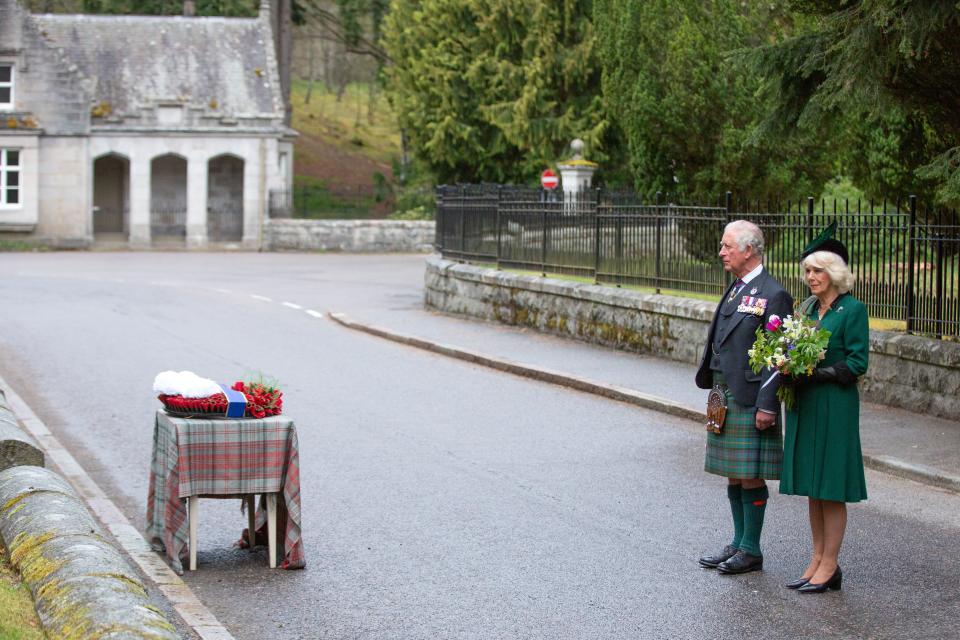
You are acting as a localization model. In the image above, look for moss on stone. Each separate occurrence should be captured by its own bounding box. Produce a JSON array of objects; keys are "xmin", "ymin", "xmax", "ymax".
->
[
  {"xmin": 0, "ymin": 541, "xmax": 45, "ymax": 640},
  {"xmin": 2, "ymin": 492, "xmax": 28, "ymax": 514},
  {"xmin": 17, "ymin": 549, "xmax": 63, "ymax": 586},
  {"xmin": 88, "ymin": 572, "xmax": 147, "ymax": 597},
  {"xmin": 9, "ymin": 531, "xmax": 55, "ymax": 567},
  {"xmin": 144, "ymin": 615, "xmax": 179, "ymax": 634}
]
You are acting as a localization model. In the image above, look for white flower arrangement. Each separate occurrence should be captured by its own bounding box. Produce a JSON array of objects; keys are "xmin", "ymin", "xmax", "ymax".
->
[{"xmin": 152, "ymin": 370, "xmax": 221, "ymax": 398}]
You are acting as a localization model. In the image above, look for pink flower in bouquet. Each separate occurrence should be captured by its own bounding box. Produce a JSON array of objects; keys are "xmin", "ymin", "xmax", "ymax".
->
[{"xmin": 765, "ymin": 314, "xmax": 783, "ymax": 332}]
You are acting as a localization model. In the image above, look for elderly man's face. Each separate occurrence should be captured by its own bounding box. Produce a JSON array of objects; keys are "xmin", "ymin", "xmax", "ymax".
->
[{"xmin": 719, "ymin": 231, "xmax": 753, "ymax": 277}]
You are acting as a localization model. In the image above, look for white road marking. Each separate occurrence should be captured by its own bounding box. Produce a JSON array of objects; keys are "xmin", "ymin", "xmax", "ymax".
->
[
  {"xmin": 282, "ymin": 302, "xmax": 303, "ymax": 310},
  {"xmin": 214, "ymin": 288, "xmax": 231, "ymax": 294},
  {"xmin": 305, "ymin": 310, "xmax": 324, "ymax": 319},
  {"xmin": 250, "ymin": 294, "xmax": 272, "ymax": 302}
]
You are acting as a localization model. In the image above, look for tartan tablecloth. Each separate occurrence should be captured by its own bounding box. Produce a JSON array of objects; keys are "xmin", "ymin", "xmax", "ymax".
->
[{"xmin": 146, "ymin": 411, "xmax": 304, "ymax": 573}]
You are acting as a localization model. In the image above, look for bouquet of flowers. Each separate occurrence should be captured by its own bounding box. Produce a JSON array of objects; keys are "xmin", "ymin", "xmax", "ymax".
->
[
  {"xmin": 154, "ymin": 371, "xmax": 283, "ymax": 418},
  {"xmin": 229, "ymin": 380, "xmax": 283, "ymax": 418},
  {"xmin": 748, "ymin": 314, "xmax": 831, "ymax": 409}
]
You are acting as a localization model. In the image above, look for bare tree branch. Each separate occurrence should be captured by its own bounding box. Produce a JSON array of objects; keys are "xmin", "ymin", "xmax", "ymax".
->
[{"xmin": 298, "ymin": 2, "xmax": 390, "ymax": 64}]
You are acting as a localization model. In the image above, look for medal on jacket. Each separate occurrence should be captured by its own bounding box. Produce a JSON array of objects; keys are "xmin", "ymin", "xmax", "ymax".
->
[{"xmin": 737, "ymin": 296, "xmax": 768, "ymax": 316}]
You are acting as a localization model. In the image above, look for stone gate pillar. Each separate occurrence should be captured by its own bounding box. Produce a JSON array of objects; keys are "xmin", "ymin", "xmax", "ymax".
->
[
  {"xmin": 557, "ymin": 138, "xmax": 598, "ymax": 213},
  {"xmin": 557, "ymin": 139, "xmax": 598, "ymax": 198}
]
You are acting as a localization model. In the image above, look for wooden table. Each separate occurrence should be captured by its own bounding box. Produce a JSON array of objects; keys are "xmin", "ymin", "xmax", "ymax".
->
[{"xmin": 146, "ymin": 411, "xmax": 304, "ymax": 573}]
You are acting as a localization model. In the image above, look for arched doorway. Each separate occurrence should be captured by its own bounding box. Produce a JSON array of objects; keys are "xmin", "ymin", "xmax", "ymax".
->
[
  {"xmin": 207, "ymin": 154, "xmax": 244, "ymax": 242},
  {"xmin": 150, "ymin": 154, "xmax": 187, "ymax": 242},
  {"xmin": 92, "ymin": 154, "xmax": 129, "ymax": 240}
]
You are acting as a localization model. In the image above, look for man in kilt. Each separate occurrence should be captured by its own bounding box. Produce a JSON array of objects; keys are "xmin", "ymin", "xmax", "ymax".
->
[{"xmin": 695, "ymin": 220, "xmax": 793, "ymax": 574}]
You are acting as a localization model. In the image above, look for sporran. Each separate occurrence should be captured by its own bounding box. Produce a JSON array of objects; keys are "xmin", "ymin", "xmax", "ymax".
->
[{"xmin": 706, "ymin": 385, "xmax": 727, "ymax": 434}]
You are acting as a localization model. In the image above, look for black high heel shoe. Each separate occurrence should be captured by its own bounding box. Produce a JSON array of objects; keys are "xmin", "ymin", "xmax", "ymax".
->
[
  {"xmin": 784, "ymin": 576, "xmax": 810, "ymax": 589},
  {"xmin": 797, "ymin": 567, "xmax": 842, "ymax": 593}
]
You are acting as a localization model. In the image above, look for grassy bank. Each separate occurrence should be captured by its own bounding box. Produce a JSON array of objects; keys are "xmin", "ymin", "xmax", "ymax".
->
[
  {"xmin": 288, "ymin": 80, "xmax": 402, "ymax": 218},
  {"xmin": 290, "ymin": 79, "xmax": 401, "ymax": 168},
  {"xmin": 0, "ymin": 544, "xmax": 44, "ymax": 640}
]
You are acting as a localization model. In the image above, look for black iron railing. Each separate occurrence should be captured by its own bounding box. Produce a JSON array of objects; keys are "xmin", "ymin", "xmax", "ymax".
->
[
  {"xmin": 207, "ymin": 205, "xmax": 243, "ymax": 242},
  {"xmin": 150, "ymin": 204, "xmax": 187, "ymax": 237},
  {"xmin": 435, "ymin": 185, "xmax": 960, "ymax": 339}
]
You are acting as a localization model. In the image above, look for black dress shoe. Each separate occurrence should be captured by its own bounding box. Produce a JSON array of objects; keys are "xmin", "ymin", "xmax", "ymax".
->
[
  {"xmin": 798, "ymin": 567, "xmax": 842, "ymax": 593},
  {"xmin": 784, "ymin": 576, "xmax": 810, "ymax": 589},
  {"xmin": 698, "ymin": 545, "xmax": 739, "ymax": 569},
  {"xmin": 717, "ymin": 550, "xmax": 763, "ymax": 574}
]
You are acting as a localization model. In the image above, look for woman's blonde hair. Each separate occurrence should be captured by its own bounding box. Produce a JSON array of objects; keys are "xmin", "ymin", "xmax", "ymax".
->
[{"xmin": 803, "ymin": 250, "xmax": 855, "ymax": 294}]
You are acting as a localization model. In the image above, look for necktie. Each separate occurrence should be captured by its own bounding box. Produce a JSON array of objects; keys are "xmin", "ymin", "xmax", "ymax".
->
[{"xmin": 728, "ymin": 279, "xmax": 744, "ymax": 300}]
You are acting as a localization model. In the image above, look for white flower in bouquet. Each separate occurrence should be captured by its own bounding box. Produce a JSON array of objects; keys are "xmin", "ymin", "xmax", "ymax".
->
[
  {"xmin": 152, "ymin": 371, "xmax": 221, "ymax": 398},
  {"xmin": 749, "ymin": 313, "xmax": 832, "ymax": 409}
]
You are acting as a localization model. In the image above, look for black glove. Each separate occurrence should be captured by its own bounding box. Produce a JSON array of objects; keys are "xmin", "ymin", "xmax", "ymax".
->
[
  {"xmin": 779, "ymin": 373, "xmax": 802, "ymax": 388},
  {"xmin": 810, "ymin": 361, "xmax": 857, "ymax": 385}
]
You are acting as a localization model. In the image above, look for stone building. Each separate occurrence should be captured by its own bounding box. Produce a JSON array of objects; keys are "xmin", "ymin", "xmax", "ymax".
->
[{"xmin": 0, "ymin": 0, "xmax": 294, "ymax": 248}]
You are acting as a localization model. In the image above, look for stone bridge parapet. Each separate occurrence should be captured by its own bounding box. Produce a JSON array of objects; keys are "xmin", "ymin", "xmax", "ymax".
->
[{"xmin": 425, "ymin": 255, "xmax": 960, "ymax": 421}]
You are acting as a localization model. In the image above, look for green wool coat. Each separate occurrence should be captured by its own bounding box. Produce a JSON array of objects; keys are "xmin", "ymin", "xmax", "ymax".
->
[{"xmin": 780, "ymin": 293, "xmax": 869, "ymax": 503}]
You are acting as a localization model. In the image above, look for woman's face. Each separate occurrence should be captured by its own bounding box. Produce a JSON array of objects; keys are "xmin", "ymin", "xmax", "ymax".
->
[{"xmin": 805, "ymin": 263, "xmax": 836, "ymax": 297}]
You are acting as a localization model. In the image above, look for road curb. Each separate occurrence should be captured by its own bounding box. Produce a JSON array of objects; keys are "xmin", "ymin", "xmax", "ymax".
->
[
  {"xmin": 0, "ymin": 374, "xmax": 236, "ymax": 640},
  {"xmin": 864, "ymin": 455, "xmax": 960, "ymax": 494},
  {"xmin": 328, "ymin": 312, "xmax": 703, "ymax": 422},
  {"xmin": 329, "ymin": 311, "xmax": 959, "ymax": 495}
]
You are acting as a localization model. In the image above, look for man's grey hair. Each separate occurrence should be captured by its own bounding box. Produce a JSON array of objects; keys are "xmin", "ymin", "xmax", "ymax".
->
[{"xmin": 724, "ymin": 220, "xmax": 765, "ymax": 258}]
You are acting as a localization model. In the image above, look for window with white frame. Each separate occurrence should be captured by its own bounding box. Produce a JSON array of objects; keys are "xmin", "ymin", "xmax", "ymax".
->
[
  {"xmin": 0, "ymin": 149, "xmax": 21, "ymax": 207},
  {"xmin": 0, "ymin": 64, "xmax": 13, "ymax": 109}
]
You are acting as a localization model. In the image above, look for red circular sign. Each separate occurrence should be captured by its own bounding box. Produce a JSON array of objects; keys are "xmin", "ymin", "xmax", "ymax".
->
[{"xmin": 541, "ymin": 169, "xmax": 559, "ymax": 190}]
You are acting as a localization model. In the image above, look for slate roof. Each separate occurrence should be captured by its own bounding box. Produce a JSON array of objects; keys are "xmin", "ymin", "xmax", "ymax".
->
[{"xmin": 29, "ymin": 12, "xmax": 284, "ymax": 127}]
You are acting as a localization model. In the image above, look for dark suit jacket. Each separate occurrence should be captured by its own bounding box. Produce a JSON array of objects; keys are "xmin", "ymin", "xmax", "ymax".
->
[{"xmin": 695, "ymin": 269, "xmax": 793, "ymax": 413}]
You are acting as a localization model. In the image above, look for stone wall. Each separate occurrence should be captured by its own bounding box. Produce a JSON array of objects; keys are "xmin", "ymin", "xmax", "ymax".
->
[
  {"xmin": 425, "ymin": 255, "xmax": 960, "ymax": 421},
  {"xmin": 265, "ymin": 219, "xmax": 435, "ymax": 252},
  {"xmin": 36, "ymin": 135, "xmax": 89, "ymax": 246},
  {"xmin": 0, "ymin": 389, "xmax": 43, "ymax": 471}
]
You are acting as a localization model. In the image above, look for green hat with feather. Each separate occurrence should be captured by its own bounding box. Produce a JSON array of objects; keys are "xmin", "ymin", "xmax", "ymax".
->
[{"xmin": 801, "ymin": 221, "xmax": 849, "ymax": 264}]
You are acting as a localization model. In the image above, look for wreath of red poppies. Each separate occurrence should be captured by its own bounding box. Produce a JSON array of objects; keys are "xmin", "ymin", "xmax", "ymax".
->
[{"xmin": 158, "ymin": 381, "xmax": 283, "ymax": 418}]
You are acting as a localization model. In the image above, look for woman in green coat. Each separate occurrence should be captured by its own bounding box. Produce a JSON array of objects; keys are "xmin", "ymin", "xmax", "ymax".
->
[{"xmin": 780, "ymin": 232, "xmax": 869, "ymax": 594}]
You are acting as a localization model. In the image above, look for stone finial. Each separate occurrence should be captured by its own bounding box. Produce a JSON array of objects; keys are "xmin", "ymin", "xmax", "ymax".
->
[{"xmin": 570, "ymin": 138, "xmax": 585, "ymax": 161}]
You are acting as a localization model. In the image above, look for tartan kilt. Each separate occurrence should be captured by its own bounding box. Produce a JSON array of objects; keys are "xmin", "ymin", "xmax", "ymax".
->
[{"xmin": 704, "ymin": 386, "xmax": 782, "ymax": 480}]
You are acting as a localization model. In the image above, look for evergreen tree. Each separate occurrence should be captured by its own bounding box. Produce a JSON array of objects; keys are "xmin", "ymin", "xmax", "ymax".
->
[
  {"xmin": 593, "ymin": 0, "xmax": 832, "ymax": 199},
  {"xmin": 381, "ymin": 0, "xmax": 616, "ymax": 185},
  {"xmin": 750, "ymin": 0, "xmax": 960, "ymax": 205},
  {"xmin": 841, "ymin": 108, "xmax": 943, "ymax": 203}
]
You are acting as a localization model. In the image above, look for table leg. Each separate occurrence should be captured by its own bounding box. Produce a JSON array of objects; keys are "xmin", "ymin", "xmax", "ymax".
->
[
  {"xmin": 188, "ymin": 496, "xmax": 199, "ymax": 571},
  {"xmin": 246, "ymin": 495, "xmax": 256, "ymax": 550},
  {"xmin": 266, "ymin": 493, "xmax": 277, "ymax": 569}
]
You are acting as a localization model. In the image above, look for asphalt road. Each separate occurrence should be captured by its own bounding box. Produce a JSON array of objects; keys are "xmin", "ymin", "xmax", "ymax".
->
[{"xmin": 0, "ymin": 252, "xmax": 958, "ymax": 640}]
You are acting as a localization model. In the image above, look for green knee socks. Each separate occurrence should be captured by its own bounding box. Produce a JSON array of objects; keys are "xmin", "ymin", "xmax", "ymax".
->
[
  {"xmin": 738, "ymin": 485, "xmax": 769, "ymax": 556},
  {"xmin": 727, "ymin": 484, "xmax": 744, "ymax": 549}
]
